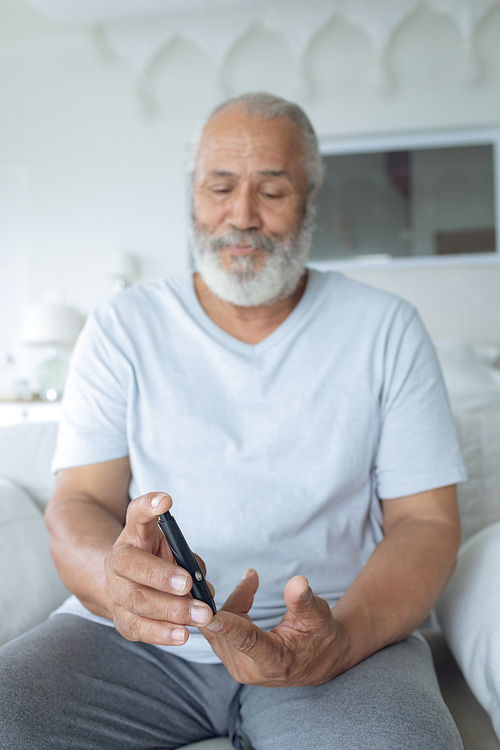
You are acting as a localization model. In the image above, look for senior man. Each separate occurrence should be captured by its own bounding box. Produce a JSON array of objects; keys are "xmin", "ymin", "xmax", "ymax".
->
[{"xmin": 0, "ymin": 93, "xmax": 466, "ymax": 750}]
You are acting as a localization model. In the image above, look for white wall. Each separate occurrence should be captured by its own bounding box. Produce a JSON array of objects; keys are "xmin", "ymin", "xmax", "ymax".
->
[
  {"xmin": 344, "ymin": 262, "xmax": 500, "ymax": 345},
  {"xmin": 1, "ymin": 0, "xmax": 500, "ymax": 391}
]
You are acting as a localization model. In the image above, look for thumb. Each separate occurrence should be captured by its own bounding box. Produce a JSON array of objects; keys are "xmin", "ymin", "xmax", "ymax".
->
[
  {"xmin": 122, "ymin": 492, "xmax": 173, "ymax": 552},
  {"xmin": 284, "ymin": 575, "xmax": 328, "ymax": 626}
]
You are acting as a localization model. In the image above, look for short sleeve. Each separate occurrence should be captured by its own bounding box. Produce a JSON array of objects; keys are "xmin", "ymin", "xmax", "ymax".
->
[
  {"xmin": 52, "ymin": 309, "xmax": 131, "ymax": 472},
  {"xmin": 374, "ymin": 307, "xmax": 467, "ymax": 499}
]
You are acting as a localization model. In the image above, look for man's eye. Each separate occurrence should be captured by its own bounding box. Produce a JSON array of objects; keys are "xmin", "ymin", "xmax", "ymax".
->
[
  {"xmin": 263, "ymin": 192, "xmax": 283, "ymax": 199},
  {"xmin": 211, "ymin": 186, "xmax": 232, "ymax": 194}
]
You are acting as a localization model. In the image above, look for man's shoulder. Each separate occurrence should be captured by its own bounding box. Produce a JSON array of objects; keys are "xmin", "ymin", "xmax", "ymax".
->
[
  {"xmin": 308, "ymin": 268, "xmax": 416, "ymax": 320},
  {"xmin": 91, "ymin": 272, "xmax": 193, "ymax": 328}
]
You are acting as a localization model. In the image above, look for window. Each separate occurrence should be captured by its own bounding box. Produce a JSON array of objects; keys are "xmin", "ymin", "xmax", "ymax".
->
[{"xmin": 311, "ymin": 129, "xmax": 500, "ymax": 267}]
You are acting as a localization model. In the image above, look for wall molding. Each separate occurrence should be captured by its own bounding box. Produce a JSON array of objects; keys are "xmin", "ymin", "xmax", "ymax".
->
[{"xmin": 20, "ymin": 0, "xmax": 500, "ymax": 90}]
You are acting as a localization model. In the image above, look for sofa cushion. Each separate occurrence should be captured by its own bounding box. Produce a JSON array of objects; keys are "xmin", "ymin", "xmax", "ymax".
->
[
  {"xmin": 0, "ymin": 421, "xmax": 58, "ymax": 510},
  {"xmin": 0, "ymin": 475, "xmax": 69, "ymax": 646},
  {"xmin": 435, "ymin": 339, "xmax": 500, "ymax": 412},
  {"xmin": 436, "ymin": 521, "xmax": 500, "ymax": 741},
  {"xmin": 453, "ymin": 405, "xmax": 500, "ymax": 543}
]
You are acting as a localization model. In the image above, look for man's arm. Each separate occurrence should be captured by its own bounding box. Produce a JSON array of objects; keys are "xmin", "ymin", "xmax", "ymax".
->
[
  {"xmin": 201, "ymin": 484, "xmax": 461, "ymax": 686},
  {"xmin": 45, "ymin": 458, "xmax": 131, "ymax": 618},
  {"xmin": 45, "ymin": 465, "xmax": 215, "ymax": 641},
  {"xmin": 330, "ymin": 483, "xmax": 460, "ymax": 667}
]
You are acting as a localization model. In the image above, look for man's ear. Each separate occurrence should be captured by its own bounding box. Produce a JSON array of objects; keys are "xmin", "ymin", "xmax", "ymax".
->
[{"xmin": 302, "ymin": 191, "xmax": 318, "ymax": 223}]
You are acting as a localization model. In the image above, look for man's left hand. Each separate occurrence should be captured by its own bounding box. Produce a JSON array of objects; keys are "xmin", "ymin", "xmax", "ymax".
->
[{"xmin": 201, "ymin": 570, "xmax": 348, "ymax": 687}]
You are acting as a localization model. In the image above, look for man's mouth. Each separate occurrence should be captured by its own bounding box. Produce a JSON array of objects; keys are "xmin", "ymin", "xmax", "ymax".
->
[
  {"xmin": 204, "ymin": 230, "xmax": 277, "ymax": 255},
  {"xmin": 226, "ymin": 245, "xmax": 261, "ymax": 256}
]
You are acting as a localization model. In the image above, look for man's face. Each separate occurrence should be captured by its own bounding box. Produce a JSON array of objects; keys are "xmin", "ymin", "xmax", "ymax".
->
[{"xmin": 191, "ymin": 105, "xmax": 314, "ymax": 306}]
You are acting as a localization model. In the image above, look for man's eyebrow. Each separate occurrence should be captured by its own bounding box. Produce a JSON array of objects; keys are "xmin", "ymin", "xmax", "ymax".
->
[
  {"xmin": 257, "ymin": 169, "xmax": 290, "ymax": 178},
  {"xmin": 207, "ymin": 170, "xmax": 235, "ymax": 177},
  {"xmin": 206, "ymin": 169, "xmax": 291, "ymax": 178}
]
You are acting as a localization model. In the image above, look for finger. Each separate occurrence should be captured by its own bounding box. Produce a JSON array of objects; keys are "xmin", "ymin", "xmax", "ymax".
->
[
  {"xmin": 220, "ymin": 568, "xmax": 258, "ymax": 616},
  {"xmin": 113, "ymin": 605, "xmax": 190, "ymax": 646},
  {"xmin": 109, "ymin": 543, "xmax": 191, "ymax": 596},
  {"xmin": 108, "ymin": 544, "xmax": 215, "ymax": 626},
  {"xmin": 112, "ymin": 581, "xmax": 213, "ymax": 627},
  {"xmin": 283, "ymin": 575, "xmax": 331, "ymax": 627},
  {"xmin": 123, "ymin": 492, "xmax": 173, "ymax": 546},
  {"xmin": 203, "ymin": 609, "xmax": 278, "ymax": 664}
]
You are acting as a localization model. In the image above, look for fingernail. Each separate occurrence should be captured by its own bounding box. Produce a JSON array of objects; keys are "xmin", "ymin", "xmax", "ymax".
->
[
  {"xmin": 204, "ymin": 617, "xmax": 222, "ymax": 632},
  {"xmin": 171, "ymin": 628, "xmax": 186, "ymax": 643},
  {"xmin": 190, "ymin": 604, "xmax": 212, "ymax": 625},
  {"xmin": 171, "ymin": 574, "xmax": 189, "ymax": 593},
  {"xmin": 151, "ymin": 494, "xmax": 166, "ymax": 509},
  {"xmin": 242, "ymin": 568, "xmax": 253, "ymax": 579}
]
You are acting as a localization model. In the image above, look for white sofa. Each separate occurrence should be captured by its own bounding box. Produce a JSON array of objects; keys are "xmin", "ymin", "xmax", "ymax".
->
[{"xmin": 1, "ymin": 405, "xmax": 500, "ymax": 749}]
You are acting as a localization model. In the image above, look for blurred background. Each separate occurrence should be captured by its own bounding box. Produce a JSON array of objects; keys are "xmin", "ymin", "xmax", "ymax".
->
[{"xmin": 1, "ymin": 0, "xmax": 500, "ymax": 401}]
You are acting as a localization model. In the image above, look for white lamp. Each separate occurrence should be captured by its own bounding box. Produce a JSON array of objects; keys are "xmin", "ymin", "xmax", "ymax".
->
[
  {"xmin": 108, "ymin": 250, "xmax": 139, "ymax": 291},
  {"xmin": 20, "ymin": 304, "xmax": 84, "ymax": 400}
]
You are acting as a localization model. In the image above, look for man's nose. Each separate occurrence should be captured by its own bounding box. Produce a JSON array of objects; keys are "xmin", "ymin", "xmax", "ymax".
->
[{"xmin": 227, "ymin": 186, "xmax": 262, "ymax": 232}]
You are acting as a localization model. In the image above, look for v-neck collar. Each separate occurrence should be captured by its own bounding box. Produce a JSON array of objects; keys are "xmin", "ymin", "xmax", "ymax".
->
[{"xmin": 184, "ymin": 269, "xmax": 322, "ymax": 356}]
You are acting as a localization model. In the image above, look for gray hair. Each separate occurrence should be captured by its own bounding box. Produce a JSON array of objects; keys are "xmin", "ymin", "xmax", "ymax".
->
[{"xmin": 190, "ymin": 92, "xmax": 323, "ymax": 198}]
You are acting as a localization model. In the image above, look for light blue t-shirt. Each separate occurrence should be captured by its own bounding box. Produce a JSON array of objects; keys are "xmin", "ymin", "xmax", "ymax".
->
[{"xmin": 52, "ymin": 270, "xmax": 466, "ymax": 662}]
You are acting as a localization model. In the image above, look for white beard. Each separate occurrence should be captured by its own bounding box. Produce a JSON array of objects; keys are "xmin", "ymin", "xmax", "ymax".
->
[{"xmin": 191, "ymin": 209, "xmax": 315, "ymax": 307}]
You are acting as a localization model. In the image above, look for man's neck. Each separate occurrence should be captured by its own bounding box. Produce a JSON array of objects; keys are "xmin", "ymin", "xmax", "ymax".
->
[{"xmin": 193, "ymin": 271, "xmax": 308, "ymax": 345}]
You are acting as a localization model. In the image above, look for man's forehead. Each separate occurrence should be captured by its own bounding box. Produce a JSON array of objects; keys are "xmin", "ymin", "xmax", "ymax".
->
[{"xmin": 195, "ymin": 105, "xmax": 305, "ymax": 175}]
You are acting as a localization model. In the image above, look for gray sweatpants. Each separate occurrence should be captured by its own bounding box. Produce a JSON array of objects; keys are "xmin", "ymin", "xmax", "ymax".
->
[{"xmin": 0, "ymin": 615, "xmax": 462, "ymax": 750}]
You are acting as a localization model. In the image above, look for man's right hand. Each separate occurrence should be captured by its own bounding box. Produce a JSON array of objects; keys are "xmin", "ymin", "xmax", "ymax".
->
[{"xmin": 103, "ymin": 492, "xmax": 215, "ymax": 645}]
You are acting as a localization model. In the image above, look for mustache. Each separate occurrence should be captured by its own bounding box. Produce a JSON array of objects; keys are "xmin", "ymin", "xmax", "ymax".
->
[{"xmin": 200, "ymin": 228, "xmax": 279, "ymax": 254}]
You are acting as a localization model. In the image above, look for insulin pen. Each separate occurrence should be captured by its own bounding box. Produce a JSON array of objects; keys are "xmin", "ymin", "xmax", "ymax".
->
[{"xmin": 157, "ymin": 511, "xmax": 217, "ymax": 615}]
